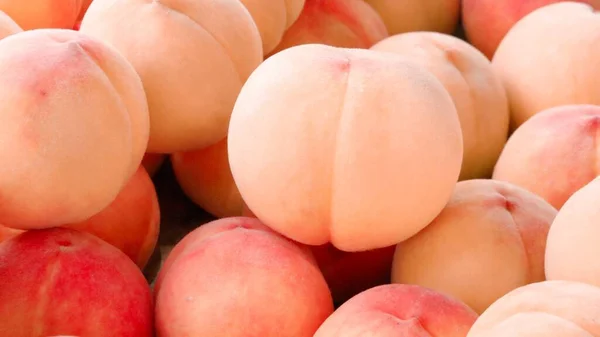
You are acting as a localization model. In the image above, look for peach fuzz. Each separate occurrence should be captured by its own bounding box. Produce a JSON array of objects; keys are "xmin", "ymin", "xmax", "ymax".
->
[
  {"xmin": 0, "ymin": 10, "xmax": 21, "ymax": 38},
  {"xmin": 364, "ymin": 0, "xmax": 460, "ymax": 35},
  {"xmin": 371, "ymin": 32, "xmax": 509, "ymax": 180},
  {"xmin": 463, "ymin": 0, "xmax": 600, "ymax": 60},
  {"xmin": 0, "ymin": 29, "xmax": 148, "ymax": 230},
  {"xmin": 171, "ymin": 138, "xmax": 243, "ymax": 218},
  {"xmin": 269, "ymin": 0, "xmax": 388, "ymax": 55},
  {"xmin": 314, "ymin": 284, "xmax": 478, "ymax": 337},
  {"xmin": 467, "ymin": 281, "xmax": 600, "ymax": 337},
  {"xmin": 0, "ymin": 227, "xmax": 153, "ymax": 336},
  {"xmin": 493, "ymin": 105, "xmax": 600, "ymax": 210},
  {"xmin": 491, "ymin": 2, "xmax": 600, "ymax": 131},
  {"xmin": 80, "ymin": 0, "xmax": 263, "ymax": 153},
  {"xmin": 392, "ymin": 179, "xmax": 556, "ymax": 314},
  {"xmin": 154, "ymin": 217, "xmax": 334, "ymax": 337},
  {"xmin": 0, "ymin": 0, "xmax": 85, "ymax": 30},
  {"xmin": 240, "ymin": 0, "xmax": 305, "ymax": 55},
  {"xmin": 141, "ymin": 152, "xmax": 166, "ymax": 177},
  {"xmin": 228, "ymin": 44, "xmax": 463, "ymax": 251},
  {"xmin": 546, "ymin": 176, "xmax": 600, "ymax": 287}
]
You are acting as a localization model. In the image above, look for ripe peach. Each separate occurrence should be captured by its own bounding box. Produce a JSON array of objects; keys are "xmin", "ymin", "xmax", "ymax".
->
[
  {"xmin": 155, "ymin": 217, "xmax": 334, "ymax": 337},
  {"xmin": 0, "ymin": 224, "xmax": 20, "ymax": 243},
  {"xmin": 0, "ymin": 9, "xmax": 21, "ymax": 38},
  {"xmin": 269, "ymin": 0, "xmax": 388, "ymax": 55},
  {"xmin": 371, "ymin": 32, "xmax": 509, "ymax": 180},
  {"xmin": 392, "ymin": 179, "xmax": 556, "ymax": 314},
  {"xmin": 0, "ymin": 228, "xmax": 153, "ymax": 336},
  {"xmin": 493, "ymin": 105, "xmax": 600, "ymax": 210},
  {"xmin": 141, "ymin": 152, "xmax": 165, "ymax": 177},
  {"xmin": 364, "ymin": 0, "xmax": 460, "ymax": 35},
  {"xmin": 0, "ymin": 29, "xmax": 148, "ymax": 229},
  {"xmin": 228, "ymin": 44, "xmax": 463, "ymax": 251},
  {"xmin": 0, "ymin": 0, "xmax": 84, "ymax": 30},
  {"xmin": 171, "ymin": 138, "xmax": 243, "ymax": 218},
  {"xmin": 315, "ymin": 284, "xmax": 478, "ymax": 337},
  {"xmin": 492, "ymin": 2, "xmax": 600, "ymax": 130},
  {"xmin": 546, "ymin": 176, "xmax": 600, "ymax": 287},
  {"xmin": 80, "ymin": 0, "xmax": 263, "ymax": 153},
  {"xmin": 463, "ymin": 0, "xmax": 600, "ymax": 60},
  {"xmin": 240, "ymin": 0, "xmax": 305, "ymax": 55},
  {"xmin": 467, "ymin": 280, "xmax": 600, "ymax": 337}
]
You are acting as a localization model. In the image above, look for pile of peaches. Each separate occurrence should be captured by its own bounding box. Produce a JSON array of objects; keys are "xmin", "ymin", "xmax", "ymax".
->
[{"xmin": 1, "ymin": 0, "xmax": 600, "ymax": 336}]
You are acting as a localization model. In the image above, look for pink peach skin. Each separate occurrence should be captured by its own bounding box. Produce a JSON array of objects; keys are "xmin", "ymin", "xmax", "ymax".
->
[
  {"xmin": 0, "ymin": 29, "xmax": 149, "ymax": 230},
  {"xmin": 491, "ymin": 2, "xmax": 600, "ymax": 130},
  {"xmin": 463, "ymin": 0, "xmax": 600, "ymax": 60},
  {"xmin": 364, "ymin": 0, "xmax": 460, "ymax": 35},
  {"xmin": 80, "ymin": 0, "xmax": 263, "ymax": 153},
  {"xmin": 228, "ymin": 44, "xmax": 463, "ymax": 252},
  {"xmin": 392, "ymin": 179, "xmax": 556, "ymax": 314},
  {"xmin": 467, "ymin": 281, "xmax": 600, "ymax": 337},
  {"xmin": 493, "ymin": 105, "xmax": 600, "ymax": 210},
  {"xmin": 141, "ymin": 152, "xmax": 165, "ymax": 177},
  {"xmin": 0, "ymin": 227, "xmax": 153, "ymax": 336},
  {"xmin": 0, "ymin": 0, "xmax": 86, "ymax": 30},
  {"xmin": 0, "ymin": 9, "xmax": 21, "ymax": 38},
  {"xmin": 154, "ymin": 217, "xmax": 334, "ymax": 337},
  {"xmin": 371, "ymin": 32, "xmax": 509, "ymax": 180},
  {"xmin": 314, "ymin": 284, "xmax": 478, "ymax": 337},
  {"xmin": 269, "ymin": 0, "xmax": 388, "ymax": 55},
  {"xmin": 171, "ymin": 138, "xmax": 243, "ymax": 218}
]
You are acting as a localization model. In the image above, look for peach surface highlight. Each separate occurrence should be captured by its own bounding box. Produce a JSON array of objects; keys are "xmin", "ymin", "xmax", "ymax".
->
[
  {"xmin": 314, "ymin": 284, "xmax": 478, "ymax": 337},
  {"xmin": 0, "ymin": 227, "xmax": 153, "ymax": 337},
  {"xmin": 228, "ymin": 44, "xmax": 463, "ymax": 252},
  {"xmin": 467, "ymin": 280, "xmax": 600, "ymax": 337},
  {"xmin": 392, "ymin": 179, "xmax": 556, "ymax": 314},
  {"xmin": 493, "ymin": 105, "xmax": 600, "ymax": 210},
  {"xmin": 154, "ymin": 217, "xmax": 334, "ymax": 337},
  {"xmin": 80, "ymin": 0, "xmax": 263, "ymax": 153},
  {"xmin": 491, "ymin": 2, "xmax": 600, "ymax": 131},
  {"xmin": 0, "ymin": 28, "xmax": 148, "ymax": 230},
  {"xmin": 371, "ymin": 32, "xmax": 509, "ymax": 180}
]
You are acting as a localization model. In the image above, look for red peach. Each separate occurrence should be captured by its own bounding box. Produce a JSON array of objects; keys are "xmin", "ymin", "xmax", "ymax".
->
[{"xmin": 0, "ymin": 0, "xmax": 84, "ymax": 30}]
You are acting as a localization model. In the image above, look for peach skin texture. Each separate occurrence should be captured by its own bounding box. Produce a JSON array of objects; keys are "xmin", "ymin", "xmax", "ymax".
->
[
  {"xmin": 0, "ymin": 227, "xmax": 153, "ymax": 337},
  {"xmin": 392, "ymin": 179, "xmax": 556, "ymax": 314},
  {"xmin": 228, "ymin": 44, "xmax": 463, "ymax": 252},
  {"xmin": 0, "ymin": 28, "xmax": 149, "ymax": 230}
]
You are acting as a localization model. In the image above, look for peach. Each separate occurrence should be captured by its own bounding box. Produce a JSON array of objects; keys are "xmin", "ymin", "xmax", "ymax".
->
[
  {"xmin": 171, "ymin": 138, "xmax": 243, "ymax": 218},
  {"xmin": 80, "ymin": 0, "xmax": 263, "ymax": 153},
  {"xmin": 0, "ymin": 0, "xmax": 85, "ymax": 30},
  {"xmin": 311, "ymin": 243, "xmax": 395, "ymax": 305},
  {"xmin": 491, "ymin": 2, "xmax": 600, "ymax": 130},
  {"xmin": 269, "ymin": 0, "xmax": 388, "ymax": 55},
  {"xmin": 392, "ymin": 179, "xmax": 556, "ymax": 314},
  {"xmin": 493, "ymin": 105, "xmax": 600, "ymax": 210},
  {"xmin": 364, "ymin": 0, "xmax": 460, "ymax": 35},
  {"xmin": 228, "ymin": 44, "xmax": 463, "ymax": 251},
  {"xmin": 0, "ymin": 227, "xmax": 153, "ymax": 336},
  {"xmin": 141, "ymin": 152, "xmax": 165, "ymax": 177},
  {"xmin": 0, "ymin": 9, "xmax": 21, "ymax": 38},
  {"xmin": 154, "ymin": 217, "xmax": 334, "ymax": 337},
  {"xmin": 0, "ymin": 224, "xmax": 20, "ymax": 243},
  {"xmin": 467, "ymin": 280, "xmax": 600, "ymax": 337},
  {"xmin": 0, "ymin": 29, "xmax": 149, "ymax": 229},
  {"xmin": 314, "ymin": 284, "xmax": 478, "ymax": 337},
  {"xmin": 545, "ymin": 176, "xmax": 600, "ymax": 287},
  {"xmin": 240, "ymin": 0, "xmax": 305, "ymax": 55},
  {"xmin": 371, "ymin": 32, "xmax": 509, "ymax": 180},
  {"xmin": 463, "ymin": 0, "xmax": 600, "ymax": 60}
]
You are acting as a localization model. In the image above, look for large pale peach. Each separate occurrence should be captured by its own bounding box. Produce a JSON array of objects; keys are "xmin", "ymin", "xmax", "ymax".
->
[
  {"xmin": 0, "ymin": 9, "xmax": 21, "ymax": 38},
  {"xmin": 493, "ymin": 105, "xmax": 600, "ymax": 210},
  {"xmin": 0, "ymin": 0, "xmax": 84, "ymax": 30},
  {"xmin": 154, "ymin": 217, "xmax": 334, "ymax": 337},
  {"xmin": 0, "ymin": 228, "xmax": 153, "ymax": 336},
  {"xmin": 392, "ymin": 179, "xmax": 556, "ymax": 314},
  {"xmin": 171, "ymin": 138, "xmax": 243, "ymax": 218},
  {"xmin": 463, "ymin": 0, "xmax": 600, "ymax": 60},
  {"xmin": 0, "ymin": 29, "xmax": 149, "ymax": 230},
  {"xmin": 80, "ymin": 0, "xmax": 263, "ymax": 153},
  {"xmin": 492, "ymin": 2, "xmax": 600, "ymax": 131},
  {"xmin": 467, "ymin": 281, "xmax": 600, "ymax": 337},
  {"xmin": 546, "ymin": 176, "xmax": 600, "ymax": 287},
  {"xmin": 269, "ymin": 0, "xmax": 388, "ymax": 55},
  {"xmin": 240, "ymin": 0, "xmax": 305, "ymax": 55},
  {"xmin": 371, "ymin": 32, "xmax": 509, "ymax": 180},
  {"xmin": 315, "ymin": 284, "xmax": 478, "ymax": 337},
  {"xmin": 364, "ymin": 0, "xmax": 460, "ymax": 35},
  {"xmin": 228, "ymin": 44, "xmax": 463, "ymax": 251}
]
